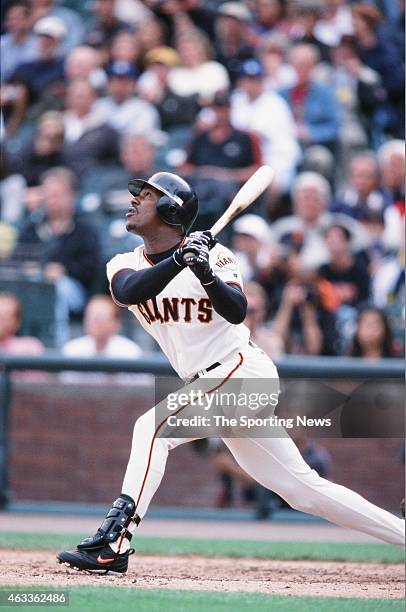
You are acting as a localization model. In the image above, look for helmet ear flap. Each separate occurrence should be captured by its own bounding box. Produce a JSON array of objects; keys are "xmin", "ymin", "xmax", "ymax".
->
[{"xmin": 156, "ymin": 195, "xmax": 180, "ymax": 223}]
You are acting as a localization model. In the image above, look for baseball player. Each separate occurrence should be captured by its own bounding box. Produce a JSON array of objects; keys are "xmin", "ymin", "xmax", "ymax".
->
[{"xmin": 58, "ymin": 172, "xmax": 405, "ymax": 574}]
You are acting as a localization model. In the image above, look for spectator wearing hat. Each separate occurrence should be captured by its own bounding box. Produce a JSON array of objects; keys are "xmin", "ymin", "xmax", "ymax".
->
[
  {"xmin": 29, "ymin": 0, "xmax": 85, "ymax": 54},
  {"xmin": 85, "ymin": 0, "xmax": 131, "ymax": 50},
  {"xmin": 182, "ymin": 91, "xmax": 262, "ymax": 184},
  {"xmin": 231, "ymin": 213, "xmax": 276, "ymax": 282},
  {"xmin": 9, "ymin": 16, "xmax": 66, "ymax": 102},
  {"xmin": 167, "ymin": 30, "xmax": 230, "ymax": 102},
  {"xmin": 1, "ymin": 1, "xmax": 38, "ymax": 83},
  {"xmin": 351, "ymin": 3, "xmax": 404, "ymax": 137},
  {"xmin": 62, "ymin": 79, "xmax": 119, "ymax": 179},
  {"xmin": 279, "ymin": 44, "xmax": 340, "ymax": 154},
  {"xmin": 138, "ymin": 46, "xmax": 199, "ymax": 131},
  {"xmin": 94, "ymin": 60, "xmax": 160, "ymax": 137},
  {"xmin": 231, "ymin": 58, "xmax": 300, "ymax": 193},
  {"xmin": 214, "ymin": 2, "xmax": 256, "ymax": 84}
]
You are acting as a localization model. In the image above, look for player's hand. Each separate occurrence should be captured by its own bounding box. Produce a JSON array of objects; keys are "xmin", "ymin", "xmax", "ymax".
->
[{"xmin": 188, "ymin": 231, "xmax": 217, "ymax": 250}]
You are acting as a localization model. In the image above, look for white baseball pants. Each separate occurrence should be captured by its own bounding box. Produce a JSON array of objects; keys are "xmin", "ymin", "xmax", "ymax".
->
[{"xmin": 119, "ymin": 346, "xmax": 405, "ymax": 549}]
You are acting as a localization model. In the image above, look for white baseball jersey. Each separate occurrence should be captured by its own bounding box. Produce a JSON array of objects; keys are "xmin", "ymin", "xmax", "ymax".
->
[{"xmin": 106, "ymin": 242, "xmax": 250, "ymax": 380}]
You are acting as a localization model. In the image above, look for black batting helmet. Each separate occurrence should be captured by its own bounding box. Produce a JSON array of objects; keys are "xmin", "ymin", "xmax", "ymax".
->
[{"xmin": 128, "ymin": 172, "xmax": 198, "ymax": 234}]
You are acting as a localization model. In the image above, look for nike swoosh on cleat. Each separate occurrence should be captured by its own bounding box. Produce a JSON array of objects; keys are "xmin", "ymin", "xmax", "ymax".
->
[{"xmin": 96, "ymin": 555, "xmax": 115, "ymax": 563}]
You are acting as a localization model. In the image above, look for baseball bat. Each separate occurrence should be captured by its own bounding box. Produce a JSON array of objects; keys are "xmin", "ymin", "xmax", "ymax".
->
[{"xmin": 183, "ymin": 165, "xmax": 275, "ymax": 265}]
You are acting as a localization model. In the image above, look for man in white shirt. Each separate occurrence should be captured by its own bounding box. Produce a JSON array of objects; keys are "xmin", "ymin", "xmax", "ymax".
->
[
  {"xmin": 62, "ymin": 294, "xmax": 142, "ymax": 383},
  {"xmin": 230, "ymin": 58, "xmax": 301, "ymax": 193},
  {"xmin": 94, "ymin": 61, "xmax": 160, "ymax": 136},
  {"xmin": 63, "ymin": 294, "xmax": 142, "ymax": 359}
]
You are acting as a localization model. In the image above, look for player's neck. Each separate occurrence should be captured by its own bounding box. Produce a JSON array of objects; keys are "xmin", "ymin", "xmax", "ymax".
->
[{"xmin": 143, "ymin": 231, "xmax": 183, "ymax": 255}]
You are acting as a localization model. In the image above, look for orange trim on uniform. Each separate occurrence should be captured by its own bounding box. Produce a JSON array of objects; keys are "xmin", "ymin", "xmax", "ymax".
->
[
  {"xmin": 142, "ymin": 237, "xmax": 187, "ymax": 267},
  {"xmin": 117, "ymin": 352, "xmax": 245, "ymax": 552}
]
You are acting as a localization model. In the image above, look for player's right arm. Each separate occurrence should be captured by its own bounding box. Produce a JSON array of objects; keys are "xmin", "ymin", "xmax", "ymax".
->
[{"xmin": 106, "ymin": 245, "xmax": 192, "ymax": 306}]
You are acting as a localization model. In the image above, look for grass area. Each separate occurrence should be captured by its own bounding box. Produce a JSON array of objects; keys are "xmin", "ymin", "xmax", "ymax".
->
[
  {"xmin": 0, "ymin": 587, "xmax": 403, "ymax": 612},
  {"xmin": 1, "ymin": 532, "xmax": 404, "ymax": 563}
]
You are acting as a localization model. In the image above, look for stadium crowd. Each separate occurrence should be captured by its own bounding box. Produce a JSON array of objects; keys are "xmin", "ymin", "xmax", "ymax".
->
[{"xmin": 0, "ymin": 0, "xmax": 404, "ymax": 359}]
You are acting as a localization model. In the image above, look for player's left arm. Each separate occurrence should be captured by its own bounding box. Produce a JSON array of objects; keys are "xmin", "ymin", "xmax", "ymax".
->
[{"xmin": 188, "ymin": 232, "xmax": 247, "ymax": 324}]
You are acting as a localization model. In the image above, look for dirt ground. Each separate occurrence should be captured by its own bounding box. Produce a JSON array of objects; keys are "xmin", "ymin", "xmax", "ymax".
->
[{"xmin": 0, "ymin": 550, "xmax": 404, "ymax": 599}]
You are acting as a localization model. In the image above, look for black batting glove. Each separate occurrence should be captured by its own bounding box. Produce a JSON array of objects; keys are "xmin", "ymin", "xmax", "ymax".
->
[
  {"xmin": 188, "ymin": 231, "xmax": 217, "ymax": 250},
  {"xmin": 183, "ymin": 235, "xmax": 216, "ymax": 285}
]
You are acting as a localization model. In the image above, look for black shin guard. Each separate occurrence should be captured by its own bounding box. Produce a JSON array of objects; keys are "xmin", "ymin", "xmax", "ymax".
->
[{"xmin": 78, "ymin": 494, "xmax": 141, "ymax": 550}]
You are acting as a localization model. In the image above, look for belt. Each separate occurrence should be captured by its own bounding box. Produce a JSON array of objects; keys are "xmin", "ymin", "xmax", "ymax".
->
[{"xmin": 190, "ymin": 361, "xmax": 221, "ymax": 382}]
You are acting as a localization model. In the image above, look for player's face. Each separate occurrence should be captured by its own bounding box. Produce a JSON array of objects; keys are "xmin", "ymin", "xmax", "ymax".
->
[{"xmin": 126, "ymin": 185, "xmax": 162, "ymax": 234}]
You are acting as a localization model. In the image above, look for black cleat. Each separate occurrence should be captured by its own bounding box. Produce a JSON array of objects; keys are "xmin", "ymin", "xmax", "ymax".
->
[{"xmin": 57, "ymin": 543, "xmax": 134, "ymax": 575}]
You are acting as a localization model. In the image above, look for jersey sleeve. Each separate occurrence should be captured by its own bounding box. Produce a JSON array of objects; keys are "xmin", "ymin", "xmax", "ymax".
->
[
  {"xmin": 106, "ymin": 252, "xmax": 139, "ymax": 283},
  {"xmin": 106, "ymin": 251, "xmax": 139, "ymax": 306},
  {"xmin": 210, "ymin": 245, "xmax": 244, "ymax": 290}
]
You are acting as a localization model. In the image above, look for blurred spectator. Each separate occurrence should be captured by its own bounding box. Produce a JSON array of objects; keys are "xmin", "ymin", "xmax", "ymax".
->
[
  {"xmin": 350, "ymin": 306, "xmax": 395, "ymax": 358},
  {"xmin": 214, "ymin": 2, "xmax": 255, "ymax": 84},
  {"xmin": 272, "ymin": 172, "xmax": 368, "ymax": 270},
  {"xmin": 62, "ymin": 79, "xmax": 119, "ymax": 179},
  {"xmin": 80, "ymin": 133, "xmax": 157, "ymax": 215},
  {"xmin": 270, "ymin": 235, "xmax": 337, "ymax": 356},
  {"xmin": 109, "ymin": 31, "xmax": 140, "ymax": 67},
  {"xmin": 244, "ymin": 281, "xmax": 284, "ymax": 358},
  {"xmin": 85, "ymin": 0, "xmax": 130, "ymax": 50},
  {"xmin": 29, "ymin": 0, "xmax": 85, "ymax": 54},
  {"xmin": 351, "ymin": 3, "xmax": 404, "ymax": 137},
  {"xmin": 138, "ymin": 46, "xmax": 199, "ymax": 131},
  {"xmin": 279, "ymin": 44, "xmax": 340, "ymax": 153},
  {"xmin": 231, "ymin": 214, "xmax": 275, "ymax": 281},
  {"xmin": 259, "ymin": 33, "xmax": 296, "ymax": 91},
  {"xmin": 249, "ymin": 0, "xmax": 292, "ymax": 42},
  {"xmin": 182, "ymin": 91, "xmax": 262, "ymax": 183},
  {"xmin": 319, "ymin": 224, "xmax": 370, "ymax": 307},
  {"xmin": 64, "ymin": 45, "xmax": 107, "ymax": 91},
  {"xmin": 313, "ymin": 0, "xmax": 353, "ymax": 47},
  {"xmin": 231, "ymin": 58, "xmax": 300, "ymax": 192},
  {"xmin": 8, "ymin": 16, "xmax": 66, "ymax": 102},
  {"xmin": 331, "ymin": 152, "xmax": 385, "ymax": 220},
  {"xmin": 15, "ymin": 167, "xmax": 101, "ymax": 346},
  {"xmin": 1, "ymin": 0, "xmax": 38, "ymax": 83},
  {"xmin": 136, "ymin": 17, "xmax": 167, "ymax": 57},
  {"xmin": 94, "ymin": 61, "xmax": 160, "ymax": 137},
  {"xmin": 0, "ymin": 292, "xmax": 44, "ymax": 355},
  {"xmin": 290, "ymin": 1, "xmax": 331, "ymax": 62},
  {"xmin": 168, "ymin": 30, "xmax": 230, "ymax": 102},
  {"xmin": 62, "ymin": 294, "xmax": 141, "ymax": 367},
  {"xmin": 377, "ymin": 140, "xmax": 405, "ymax": 253},
  {"xmin": 9, "ymin": 111, "xmax": 65, "ymax": 186},
  {"xmin": 318, "ymin": 37, "xmax": 387, "ymax": 151},
  {"xmin": 0, "ymin": 147, "xmax": 27, "ymax": 225}
]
